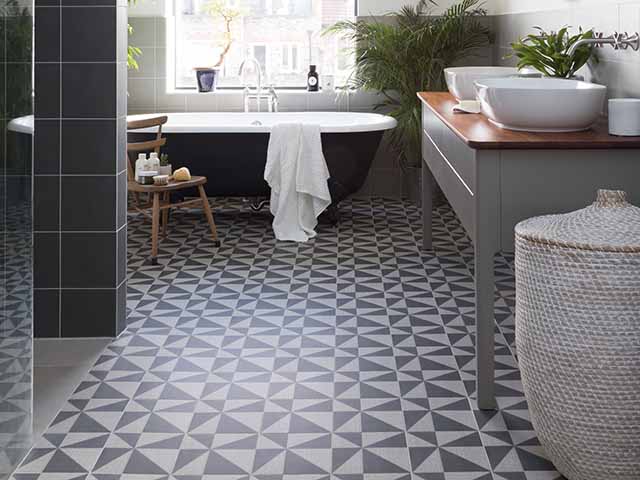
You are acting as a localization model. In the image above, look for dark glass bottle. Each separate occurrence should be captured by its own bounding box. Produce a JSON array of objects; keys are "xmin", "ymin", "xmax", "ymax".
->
[{"xmin": 307, "ymin": 65, "xmax": 319, "ymax": 92}]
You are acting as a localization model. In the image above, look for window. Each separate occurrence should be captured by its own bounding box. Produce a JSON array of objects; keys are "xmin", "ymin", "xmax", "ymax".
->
[{"xmin": 171, "ymin": 0, "xmax": 355, "ymax": 89}]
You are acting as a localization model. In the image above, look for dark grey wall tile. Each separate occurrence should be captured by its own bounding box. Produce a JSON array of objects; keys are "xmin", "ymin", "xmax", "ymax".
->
[
  {"xmin": 34, "ymin": 233, "xmax": 59, "ymax": 288},
  {"xmin": 116, "ymin": 170, "xmax": 127, "ymax": 229},
  {"xmin": 61, "ymin": 231, "xmax": 116, "ymax": 288},
  {"xmin": 61, "ymin": 120, "xmax": 117, "ymax": 174},
  {"xmin": 62, "ymin": 63, "xmax": 116, "ymax": 118},
  {"xmin": 36, "ymin": 0, "xmax": 60, "ymax": 6},
  {"xmin": 61, "ymin": 0, "xmax": 119, "ymax": 6},
  {"xmin": 116, "ymin": 280, "xmax": 126, "ymax": 334},
  {"xmin": 34, "ymin": 175, "xmax": 59, "ymax": 231},
  {"xmin": 34, "ymin": 289, "xmax": 60, "ymax": 337},
  {"xmin": 117, "ymin": 63, "xmax": 127, "ymax": 117},
  {"xmin": 61, "ymin": 176, "xmax": 116, "ymax": 230},
  {"xmin": 61, "ymin": 289, "xmax": 117, "ymax": 337},
  {"xmin": 62, "ymin": 7, "xmax": 116, "ymax": 62},
  {"xmin": 35, "ymin": 7, "xmax": 61, "ymax": 62},
  {"xmin": 34, "ymin": 120, "xmax": 60, "ymax": 174},
  {"xmin": 35, "ymin": 63, "xmax": 60, "ymax": 118},
  {"xmin": 116, "ymin": 224, "xmax": 126, "ymax": 285},
  {"xmin": 117, "ymin": 116, "xmax": 127, "ymax": 173}
]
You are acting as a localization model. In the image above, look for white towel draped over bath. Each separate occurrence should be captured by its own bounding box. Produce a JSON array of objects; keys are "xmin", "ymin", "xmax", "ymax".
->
[{"xmin": 264, "ymin": 123, "xmax": 332, "ymax": 242}]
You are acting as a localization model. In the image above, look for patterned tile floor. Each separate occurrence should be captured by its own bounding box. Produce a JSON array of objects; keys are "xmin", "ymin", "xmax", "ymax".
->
[{"xmin": 13, "ymin": 198, "xmax": 565, "ymax": 479}]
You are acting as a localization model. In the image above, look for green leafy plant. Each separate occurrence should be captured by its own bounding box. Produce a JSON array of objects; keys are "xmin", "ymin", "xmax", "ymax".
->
[
  {"xmin": 127, "ymin": 0, "xmax": 142, "ymax": 70},
  {"xmin": 326, "ymin": 0, "xmax": 492, "ymax": 170},
  {"xmin": 128, "ymin": 24, "xmax": 142, "ymax": 70},
  {"xmin": 160, "ymin": 153, "xmax": 170, "ymax": 166},
  {"xmin": 509, "ymin": 27, "xmax": 596, "ymax": 78},
  {"xmin": 1, "ymin": 0, "xmax": 32, "ymax": 116}
]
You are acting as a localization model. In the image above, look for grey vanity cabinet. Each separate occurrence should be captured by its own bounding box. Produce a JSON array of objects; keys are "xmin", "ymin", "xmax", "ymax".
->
[{"xmin": 419, "ymin": 92, "xmax": 640, "ymax": 409}]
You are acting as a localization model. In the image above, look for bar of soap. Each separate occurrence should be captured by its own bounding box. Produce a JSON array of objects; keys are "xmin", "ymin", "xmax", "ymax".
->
[
  {"xmin": 173, "ymin": 167, "xmax": 191, "ymax": 181},
  {"xmin": 452, "ymin": 100, "xmax": 481, "ymax": 114}
]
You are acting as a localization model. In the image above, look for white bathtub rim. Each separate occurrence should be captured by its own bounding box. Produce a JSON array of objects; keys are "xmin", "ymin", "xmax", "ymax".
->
[
  {"xmin": 7, "ymin": 115, "xmax": 34, "ymax": 135},
  {"xmin": 127, "ymin": 111, "xmax": 397, "ymax": 134}
]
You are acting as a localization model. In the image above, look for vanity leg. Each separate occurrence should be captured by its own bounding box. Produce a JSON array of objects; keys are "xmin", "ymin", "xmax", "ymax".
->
[
  {"xmin": 421, "ymin": 162, "xmax": 434, "ymax": 250},
  {"xmin": 474, "ymin": 156, "xmax": 499, "ymax": 410},
  {"xmin": 475, "ymin": 238, "xmax": 496, "ymax": 409}
]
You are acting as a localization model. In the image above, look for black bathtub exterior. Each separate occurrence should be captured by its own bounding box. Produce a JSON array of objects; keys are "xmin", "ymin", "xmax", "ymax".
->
[{"xmin": 128, "ymin": 131, "xmax": 384, "ymax": 204}]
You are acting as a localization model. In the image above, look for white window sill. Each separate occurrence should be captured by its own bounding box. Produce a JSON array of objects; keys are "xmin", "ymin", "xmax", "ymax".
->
[{"xmin": 164, "ymin": 88, "xmax": 353, "ymax": 96}]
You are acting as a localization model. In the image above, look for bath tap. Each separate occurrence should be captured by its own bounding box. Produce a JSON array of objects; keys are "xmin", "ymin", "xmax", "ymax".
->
[
  {"xmin": 566, "ymin": 31, "xmax": 640, "ymax": 56},
  {"xmin": 266, "ymin": 85, "xmax": 278, "ymax": 112},
  {"xmin": 239, "ymin": 57, "xmax": 263, "ymax": 112},
  {"xmin": 238, "ymin": 58, "xmax": 278, "ymax": 112}
]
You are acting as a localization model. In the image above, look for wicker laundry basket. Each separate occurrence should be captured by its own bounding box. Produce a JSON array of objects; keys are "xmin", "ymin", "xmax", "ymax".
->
[{"xmin": 514, "ymin": 189, "xmax": 640, "ymax": 480}]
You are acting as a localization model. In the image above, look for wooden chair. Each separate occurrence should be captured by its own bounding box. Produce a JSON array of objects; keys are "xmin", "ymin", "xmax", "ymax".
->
[{"xmin": 127, "ymin": 116, "xmax": 220, "ymax": 264}]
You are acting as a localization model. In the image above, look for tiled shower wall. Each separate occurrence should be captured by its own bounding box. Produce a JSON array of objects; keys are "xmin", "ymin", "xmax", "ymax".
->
[
  {"xmin": 33, "ymin": 0, "xmax": 128, "ymax": 337},
  {"xmin": 494, "ymin": 2, "xmax": 640, "ymax": 99}
]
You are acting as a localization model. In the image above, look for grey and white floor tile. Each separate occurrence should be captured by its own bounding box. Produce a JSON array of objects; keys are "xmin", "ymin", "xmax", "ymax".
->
[{"xmin": 12, "ymin": 198, "xmax": 564, "ymax": 479}]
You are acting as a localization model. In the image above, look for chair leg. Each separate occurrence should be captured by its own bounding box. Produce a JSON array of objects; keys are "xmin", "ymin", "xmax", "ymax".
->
[
  {"xmin": 198, "ymin": 185, "xmax": 220, "ymax": 247},
  {"xmin": 151, "ymin": 192, "xmax": 160, "ymax": 264},
  {"xmin": 161, "ymin": 191, "xmax": 169, "ymax": 238}
]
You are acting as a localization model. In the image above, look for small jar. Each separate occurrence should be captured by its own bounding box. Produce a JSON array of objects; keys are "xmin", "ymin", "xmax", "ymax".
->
[{"xmin": 138, "ymin": 171, "xmax": 158, "ymax": 186}]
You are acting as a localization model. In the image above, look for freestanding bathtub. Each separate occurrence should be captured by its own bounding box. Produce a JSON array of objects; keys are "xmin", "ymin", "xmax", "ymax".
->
[{"xmin": 127, "ymin": 112, "xmax": 397, "ymax": 212}]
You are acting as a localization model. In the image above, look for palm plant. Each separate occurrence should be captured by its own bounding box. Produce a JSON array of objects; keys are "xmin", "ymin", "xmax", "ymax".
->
[{"xmin": 326, "ymin": 0, "xmax": 492, "ymax": 171}]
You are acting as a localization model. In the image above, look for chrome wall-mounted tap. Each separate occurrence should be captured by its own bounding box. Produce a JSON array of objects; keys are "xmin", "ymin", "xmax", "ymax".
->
[
  {"xmin": 238, "ymin": 58, "xmax": 278, "ymax": 112},
  {"xmin": 567, "ymin": 31, "xmax": 640, "ymax": 56}
]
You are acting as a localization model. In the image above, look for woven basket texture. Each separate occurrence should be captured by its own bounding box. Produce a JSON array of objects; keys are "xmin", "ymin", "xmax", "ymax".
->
[{"xmin": 515, "ymin": 190, "xmax": 640, "ymax": 480}]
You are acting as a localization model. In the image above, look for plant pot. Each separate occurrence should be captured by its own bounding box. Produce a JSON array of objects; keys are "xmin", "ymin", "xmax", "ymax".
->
[
  {"xmin": 158, "ymin": 165, "xmax": 172, "ymax": 176},
  {"xmin": 195, "ymin": 68, "xmax": 220, "ymax": 93}
]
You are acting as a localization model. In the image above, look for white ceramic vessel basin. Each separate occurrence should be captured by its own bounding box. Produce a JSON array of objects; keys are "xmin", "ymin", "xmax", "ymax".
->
[
  {"xmin": 475, "ymin": 77, "xmax": 607, "ymax": 132},
  {"xmin": 444, "ymin": 66, "xmax": 519, "ymax": 101}
]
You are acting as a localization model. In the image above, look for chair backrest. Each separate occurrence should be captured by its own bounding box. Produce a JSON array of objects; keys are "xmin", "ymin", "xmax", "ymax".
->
[{"xmin": 126, "ymin": 116, "xmax": 169, "ymax": 181}]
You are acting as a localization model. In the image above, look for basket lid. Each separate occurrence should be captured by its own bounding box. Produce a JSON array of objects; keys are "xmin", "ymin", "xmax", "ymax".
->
[{"xmin": 515, "ymin": 190, "xmax": 640, "ymax": 253}]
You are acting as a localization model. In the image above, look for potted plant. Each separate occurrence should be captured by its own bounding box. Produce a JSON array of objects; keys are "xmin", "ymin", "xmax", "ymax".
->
[
  {"xmin": 509, "ymin": 27, "xmax": 597, "ymax": 78},
  {"xmin": 195, "ymin": 0, "xmax": 242, "ymax": 93},
  {"xmin": 326, "ymin": 0, "xmax": 492, "ymax": 204},
  {"xmin": 158, "ymin": 153, "xmax": 172, "ymax": 176}
]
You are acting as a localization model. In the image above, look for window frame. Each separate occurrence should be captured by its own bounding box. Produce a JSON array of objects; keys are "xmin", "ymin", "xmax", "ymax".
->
[{"xmin": 167, "ymin": 0, "xmax": 358, "ymax": 92}]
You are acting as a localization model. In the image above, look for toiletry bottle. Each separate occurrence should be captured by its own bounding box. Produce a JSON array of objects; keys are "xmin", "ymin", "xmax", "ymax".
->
[
  {"xmin": 307, "ymin": 65, "xmax": 319, "ymax": 92},
  {"xmin": 149, "ymin": 152, "xmax": 160, "ymax": 171},
  {"xmin": 135, "ymin": 153, "xmax": 147, "ymax": 182}
]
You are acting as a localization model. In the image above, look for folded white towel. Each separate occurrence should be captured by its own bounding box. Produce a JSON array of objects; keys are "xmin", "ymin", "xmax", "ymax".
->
[{"xmin": 264, "ymin": 123, "xmax": 331, "ymax": 242}]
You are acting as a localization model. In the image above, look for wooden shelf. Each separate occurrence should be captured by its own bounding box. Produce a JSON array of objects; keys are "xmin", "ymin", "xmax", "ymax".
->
[{"xmin": 418, "ymin": 92, "xmax": 640, "ymax": 150}]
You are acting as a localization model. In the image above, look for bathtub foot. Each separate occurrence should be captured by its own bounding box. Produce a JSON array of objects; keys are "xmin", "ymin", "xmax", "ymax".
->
[
  {"xmin": 249, "ymin": 198, "xmax": 269, "ymax": 212},
  {"xmin": 325, "ymin": 204, "xmax": 340, "ymax": 226}
]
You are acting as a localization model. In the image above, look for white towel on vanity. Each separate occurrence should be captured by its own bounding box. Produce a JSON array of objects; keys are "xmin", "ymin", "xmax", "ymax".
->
[{"xmin": 264, "ymin": 123, "xmax": 331, "ymax": 242}]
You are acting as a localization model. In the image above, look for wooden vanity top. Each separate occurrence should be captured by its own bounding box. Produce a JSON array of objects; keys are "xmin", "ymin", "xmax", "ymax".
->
[{"xmin": 418, "ymin": 92, "xmax": 640, "ymax": 150}]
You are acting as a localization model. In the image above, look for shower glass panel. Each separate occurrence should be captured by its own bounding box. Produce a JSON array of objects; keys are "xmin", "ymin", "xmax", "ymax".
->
[{"xmin": 0, "ymin": 0, "xmax": 33, "ymax": 477}]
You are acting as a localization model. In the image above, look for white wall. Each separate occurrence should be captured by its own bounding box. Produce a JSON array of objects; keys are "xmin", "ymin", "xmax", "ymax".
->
[
  {"xmin": 129, "ymin": 0, "xmax": 495, "ymax": 18},
  {"xmin": 357, "ymin": 0, "xmax": 466, "ymax": 16},
  {"xmin": 493, "ymin": 0, "xmax": 620, "ymax": 15}
]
